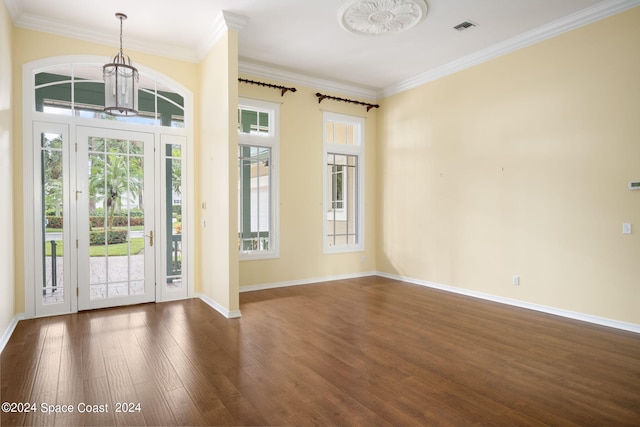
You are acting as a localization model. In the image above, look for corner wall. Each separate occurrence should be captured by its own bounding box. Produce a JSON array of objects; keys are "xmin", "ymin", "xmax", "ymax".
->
[
  {"xmin": 198, "ymin": 29, "xmax": 240, "ymax": 315},
  {"xmin": 0, "ymin": 0, "xmax": 15, "ymax": 343},
  {"xmin": 377, "ymin": 7, "xmax": 640, "ymax": 325}
]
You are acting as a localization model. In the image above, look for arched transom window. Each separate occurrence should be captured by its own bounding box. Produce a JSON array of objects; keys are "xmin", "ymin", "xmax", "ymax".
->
[{"xmin": 33, "ymin": 62, "xmax": 185, "ymax": 128}]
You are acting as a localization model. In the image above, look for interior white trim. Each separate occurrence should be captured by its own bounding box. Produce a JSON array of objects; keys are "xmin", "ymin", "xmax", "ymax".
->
[
  {"xmin": 322, "ymin": 112, "xmax": 366, "ymax": 254},
  {"xmin": 376, "ymin": 272, "xmax": 640, "ymax": 334},
  {"xmin": 7, "ymin": 0, "xmax": 639, "ymax": 98},
  {"xmin": 238, "ymin": 98, "xmax": 281, "ymax": 261},
  {"xmin": 3, "ymin": 0, "xmax": 22, "ymax": 21},
  {"xmin": 22, "ymin": 55, "xmax": 195, "ymax": 318},
  {"xmin": 10, "ymin": 9, "xmax": 249, "ymax": 64},
  {"xmin": 380, "ymin": 0, "xmax": 640, "ymax": 97},
  {"xmin": 196, "ymin": 11, "xmax": 249, "ymax": 61},
  {"xmin": 197, "ymin": 294, "xmax": 242, "ymax": 319},
  {"xmin": 239, "ymin": 271, "xmax": 377, "ymax": 293},
  {"xmin": 241, "ymin": 0, "xmax": 640, "ymax": 99},
  {"xmin": 13, "ymin": 13, "xmax": 198, "ymax": 63},
  {"xmin": 0, "ymin": 313, "xmax": 25, "ymax": 354},
  {"xmin": 239, "ymin": 271, "xmax": 639, "ymax": 334}
]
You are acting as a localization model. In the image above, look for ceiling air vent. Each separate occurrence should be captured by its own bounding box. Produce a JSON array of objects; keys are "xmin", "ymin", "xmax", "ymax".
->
[{"xmin": 453, "ymin": 21, "xmax": 476, "ymax": 31}]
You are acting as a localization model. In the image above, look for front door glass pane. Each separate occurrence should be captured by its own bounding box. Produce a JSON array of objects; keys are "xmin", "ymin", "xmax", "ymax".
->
[
  {"xmin": 41, "ymin": 132, "xmax": 64, "ymax": 304},
  {"xmin": 166, "ymin": 143, "xmax": 182, "ymax": 289},
  {"xmin": 88, "ymin": 137, "xmax": 146, "ymax": 300}
]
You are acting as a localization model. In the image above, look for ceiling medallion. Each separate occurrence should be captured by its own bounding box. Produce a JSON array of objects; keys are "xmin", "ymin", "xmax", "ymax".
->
[{"xmin": 338, "ymin": 0, "xmax": 428, "ymax": 36}]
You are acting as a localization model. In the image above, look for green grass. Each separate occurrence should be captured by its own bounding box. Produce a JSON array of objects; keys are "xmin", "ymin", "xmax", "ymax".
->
[
  {"xmin": 45, "ymin": 238, "xmax": 145, "ymax": 257},
  {"xmin": 45, "ymin": 226, "xmax": 144, "ymax": 233},
  {"xmin": 91, "ymin": 226, "xmax": 144, "ymax": 232}
]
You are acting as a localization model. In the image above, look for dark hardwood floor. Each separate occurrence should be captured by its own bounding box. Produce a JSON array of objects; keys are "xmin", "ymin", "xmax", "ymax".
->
[{"xmin": 2, "ymin": 276, "xmax": 640, "ymax": 426}]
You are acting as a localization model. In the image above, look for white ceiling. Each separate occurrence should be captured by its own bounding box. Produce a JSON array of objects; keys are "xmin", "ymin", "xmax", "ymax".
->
[{"xmin": 5, "ymin": 0, "xmax": 639, "ymax": 97}]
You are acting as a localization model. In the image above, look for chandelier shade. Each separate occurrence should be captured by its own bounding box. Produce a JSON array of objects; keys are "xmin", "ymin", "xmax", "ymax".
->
[{"xmin": 104, "ymin": 13, "xmax": 139, "ymax": 116}]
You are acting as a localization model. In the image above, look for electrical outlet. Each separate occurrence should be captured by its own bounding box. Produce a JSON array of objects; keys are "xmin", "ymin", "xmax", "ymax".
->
[
  {"xmin": 512, "ymin": 276, "xmax": 520, "ymax": 286},
  {"xmin": 623, "ymin": 223, "xmax": 632, "ymax": 234}
]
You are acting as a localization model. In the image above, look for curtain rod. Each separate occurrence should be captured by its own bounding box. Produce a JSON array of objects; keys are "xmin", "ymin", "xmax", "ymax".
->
[
  {"xmin": 315, "ymin": 92, "xmax": 379, "ymax": 112},
  {"xmin": 239, "ymin": 78, "xmax": 297, "ymax": 96}
]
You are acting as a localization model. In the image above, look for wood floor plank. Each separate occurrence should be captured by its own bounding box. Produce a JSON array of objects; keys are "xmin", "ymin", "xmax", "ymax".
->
[
  {"xmin": 161, "ymin": 345, "xmax": 248, "ymax": 425},
  {"xmin": 2, "ymin": 276, "xmax": 640, "ymax": 426},
  {"xmin": 30, "ymin": 322, "xmax": 65, "ymax": 398},
  {"xmin": 82, "ymin": 375, "xmax": 115, "ymax": 426},
  {"xmin": 22, "ymin": 389, "xmax": 57, "ymax": 427},
  {"xmin": 104, "ymin": 354, "xmax": 146, "ymax": 426},
  {"xmin": 162, "ymin": 386, "xmax": 209, "ymax": 426},
  {"xmin": 132, "ymin": 325, "xmax": 183, "ymax": 392},
  {"xmin": 133, "ymin": 380, "xmax": 177, "ymax": 426},
  {"xmin": 0, "ymin": 320, "xmax": 48, "ymax": 426},
  {"xmin": 119, "ymin": 335, "xmax": 156, "ymax": 386},
  {"xmin": 54, "ymin": 349, "xmax": 85, "ymax": 426},
  {"xmin": 81, "ymin": 336, "xmax": 106, "ymax": 380}
]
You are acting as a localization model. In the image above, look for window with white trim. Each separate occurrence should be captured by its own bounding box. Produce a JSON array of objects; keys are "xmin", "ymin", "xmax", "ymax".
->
[
  {"xmin": 323, "ymin": 112, "xmax": 364, "ymax": 252},
  {"xmin": 238, "ymin": 99, "xmax": 279, "ymax": 259},
  {"xmin": 34, "ymin": 64, "xmax": 185, "ymax": 127}
]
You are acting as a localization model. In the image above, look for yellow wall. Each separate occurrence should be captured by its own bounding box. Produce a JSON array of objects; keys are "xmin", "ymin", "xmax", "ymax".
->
[
  {"xmin": 377, "ymin": 7, "xmax": 640, "ymax": 324},
  {"xmin": 6, "ymin": 7, "xmax": 639, "ymax": 327},
  {"xmin": 237, "ymin": 79, "xmax": 377, "ymax": 288},
  {"xmin": 10, "ymin": 28, "xmax": 198, "ymax": 313},
  {"xmin": 198, "ymin": 30, "xmax": 240, "ymax": 313},
  {"xmin": 1, "ymin": 0, "xmax": 15, "ymax": 333}
]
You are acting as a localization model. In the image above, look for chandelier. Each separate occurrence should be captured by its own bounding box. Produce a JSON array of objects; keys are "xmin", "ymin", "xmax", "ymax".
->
[{"xmin": 103, "ymin": 13, "xmax": 139, "ymax": 116}]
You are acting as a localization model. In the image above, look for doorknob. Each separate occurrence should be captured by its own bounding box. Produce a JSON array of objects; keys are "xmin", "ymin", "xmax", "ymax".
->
[{"xmin": 145, "ymin": 230, "xmax": 154, "ymax": 247}]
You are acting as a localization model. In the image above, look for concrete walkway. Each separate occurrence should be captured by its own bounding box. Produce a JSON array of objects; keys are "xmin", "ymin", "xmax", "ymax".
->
[{"xmin": 43, "ymin": 254, "xmax": 145, "ymax": 303}]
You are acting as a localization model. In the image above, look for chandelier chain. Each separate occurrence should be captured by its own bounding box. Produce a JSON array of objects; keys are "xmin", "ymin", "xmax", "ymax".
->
[{"xmin": 119, "ymin": 16, "xmax": 123, "ymax": 58}]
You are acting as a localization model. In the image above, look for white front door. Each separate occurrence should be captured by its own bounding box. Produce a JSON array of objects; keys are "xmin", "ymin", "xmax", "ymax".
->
[
  {"xmin": 76, "ymin": 127, "xmax": 156, "ymax": 310},
  {"xmin": 33, "ymin": 122, "xmax": 188, "ymax": 317},
  {"xmin": 33, "ymin": 123, "xmax": 157, "ymax": 314}
]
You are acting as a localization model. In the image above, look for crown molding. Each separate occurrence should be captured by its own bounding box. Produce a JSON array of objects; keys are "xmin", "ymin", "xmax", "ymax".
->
[
  {"xmin": 3, "ymin": 0, "xmax": 22, "ymax": 22},
  {"xmin": 9, "ymin": 4, "xmax": 374, "ymax": 99},
  {"xmin": 239, "ymin": 60, "xmax": 379, "ymax": 101},
  {"xmin": 381, "ymin": 0, "xmax": 640, "ymax": 98},
  {"xmin": 195, "ymin": 10, "xmax": 249, "ymax": 61},
  {"xmin": 10, "ymin": 9, "xmax": 249, "ymax": 63},
  {"xmin": 222, "ymin": 10, "xmax": 250, "ymax": 32},
  {"xmin": 13, "ymin": 12, "xmax": 200, "ymax": 62},
  {"xmin": 8, "ymin": 0, "xmax": 638, "ymax": 98}
]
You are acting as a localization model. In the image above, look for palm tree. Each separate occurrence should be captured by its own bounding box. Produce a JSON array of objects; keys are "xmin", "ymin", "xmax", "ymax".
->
[
  {"xmin": 42, "ymin": 140, "xmax": 64, "ymax": 217},
  {"xmin": 89, "ymin": 151, "xmax": 141, "ymax": 230},
  {"xmin": 171, "ymin": 146, "xmax": 182, "ymax": 195}
]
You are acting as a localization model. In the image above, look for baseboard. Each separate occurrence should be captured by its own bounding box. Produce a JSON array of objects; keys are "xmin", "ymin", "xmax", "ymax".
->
[
  {"xmin": 239, "ymin": 271, "xmax": 377, "ymax": 293},
  {"xmin": 376, "ymin": 271, "xmax": 640, "ymax": 334},
  {"xmin": 197, "ymin": 294, "xmax": 242, "ymax": 319},
  {"xmin": 0, "ymin": 313, "xmax": 26, "ymax": 354}
]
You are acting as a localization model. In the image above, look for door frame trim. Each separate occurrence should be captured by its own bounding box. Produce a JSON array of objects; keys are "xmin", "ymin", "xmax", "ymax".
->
[{"xmin": 22, "ymin": 56, "xmax": 195, "ymax": 318}]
